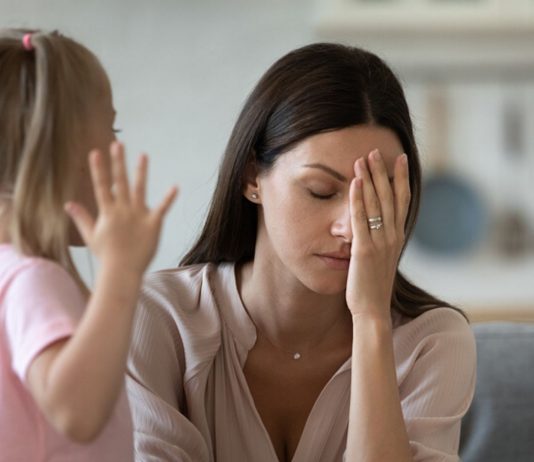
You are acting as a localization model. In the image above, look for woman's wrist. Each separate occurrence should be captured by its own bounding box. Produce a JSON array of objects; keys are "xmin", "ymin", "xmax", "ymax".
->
[{"xmin": 351, "ymin": 311, "xmax": 393, "ymax": 333}]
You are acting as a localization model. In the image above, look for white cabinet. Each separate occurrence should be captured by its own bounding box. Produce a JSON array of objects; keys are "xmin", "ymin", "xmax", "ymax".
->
[
  {"xmin": 315, "ymin": 0, "xmax": 534, "ymax": 33},
  {"xmin": 315, "ymin": 0, "xmax": 534, "ymax": 79}
]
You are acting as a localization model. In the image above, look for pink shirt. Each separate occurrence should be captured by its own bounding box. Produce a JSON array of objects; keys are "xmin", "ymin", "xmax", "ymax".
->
[
  {"xmin": 127, "ymin": 263, "xmax": 477, "ymax": 461},
  {"xmin": 0, "ymin": 244, "xmax": 133, "ymax": 462}
]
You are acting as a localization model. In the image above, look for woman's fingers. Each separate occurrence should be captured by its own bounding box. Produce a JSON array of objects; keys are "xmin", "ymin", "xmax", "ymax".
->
[
  {"xmin": 354, "ymin": 157, "xmax": 384, "ymax": 242},
  {"xmin": 89, "ymin": 149, "xmax": 113, "ymax": 207},
  {"xmin": 367, "ymin": 149, "xmax": 395, "ymax": 239},
  {"xmin": 110, "ymin": 141, "xmax": 130, "ymax": 202},
  {"xmin": 393, "ymin": 154, "xmax": 411, "ymax": 236},
  {"xmin": 349, "ymin": 177, "xmax": 371, "ymax": 250}
]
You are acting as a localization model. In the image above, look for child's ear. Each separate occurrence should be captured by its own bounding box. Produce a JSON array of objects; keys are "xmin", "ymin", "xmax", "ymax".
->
[{"xmin": 242, "ymin": 159, "xmax": 261, "ymax": 204}]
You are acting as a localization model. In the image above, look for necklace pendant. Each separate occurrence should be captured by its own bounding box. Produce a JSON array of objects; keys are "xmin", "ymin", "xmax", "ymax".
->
[{"xmin": 293, "ymin": 352, "xmax": 301, "ymax": 360}]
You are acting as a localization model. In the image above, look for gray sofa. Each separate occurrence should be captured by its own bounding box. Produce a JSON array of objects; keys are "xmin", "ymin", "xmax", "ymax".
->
[{"xmin": 459, "ymin": 322, "xmax": 534, "ymax": 462}]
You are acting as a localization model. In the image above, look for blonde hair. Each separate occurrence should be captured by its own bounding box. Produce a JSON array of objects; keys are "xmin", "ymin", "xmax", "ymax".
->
[{"xmin": 0, "ymin": 28, "xmax": 107, "ymax": 292}]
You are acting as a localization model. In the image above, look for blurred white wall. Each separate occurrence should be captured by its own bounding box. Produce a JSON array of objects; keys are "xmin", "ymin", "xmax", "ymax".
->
[{"xmin": 2, "ymin": 0, "xmax": 533, "ymax": 315}]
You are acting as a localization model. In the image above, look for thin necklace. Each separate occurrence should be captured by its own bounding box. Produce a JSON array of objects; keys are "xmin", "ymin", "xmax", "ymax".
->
[
  {"xmin": 260, "ymin": 330, "xmax": 303, "ymax": 360},
  {"xmin": 251, "ymin": 314, "xmax": 347, "ymax": 361}
]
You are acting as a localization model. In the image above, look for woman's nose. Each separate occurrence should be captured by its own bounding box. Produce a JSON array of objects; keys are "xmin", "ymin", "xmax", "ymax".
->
[{"xmin": 331, "ymin": 203, "xmax": 352, "ymax": 243}]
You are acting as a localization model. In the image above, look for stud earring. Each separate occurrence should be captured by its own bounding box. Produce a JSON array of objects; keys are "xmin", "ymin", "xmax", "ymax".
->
[{"xmin": 251, "ymin": 192, "xmax": 259, "ymax": 200}]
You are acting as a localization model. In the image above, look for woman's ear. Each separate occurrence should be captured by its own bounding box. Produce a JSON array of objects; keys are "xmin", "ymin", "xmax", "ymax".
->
[{"xmin": 242, "ymin": 160, "xmax": 261, "ymax": 204}]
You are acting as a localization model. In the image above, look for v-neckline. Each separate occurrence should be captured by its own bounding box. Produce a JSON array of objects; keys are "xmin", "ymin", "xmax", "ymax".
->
[
  {"xmin": 219, "ymin": 262, "xmax": 352, "ymax": 462},
  {"xmin": 238, "ymin": 355, "xmax": 351, "ymax": 462}
]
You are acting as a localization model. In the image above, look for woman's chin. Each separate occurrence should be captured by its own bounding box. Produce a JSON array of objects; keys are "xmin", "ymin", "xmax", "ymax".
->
[{"xmin": 302, "ymin": 273, "xmax": 347, "ymax": 296}]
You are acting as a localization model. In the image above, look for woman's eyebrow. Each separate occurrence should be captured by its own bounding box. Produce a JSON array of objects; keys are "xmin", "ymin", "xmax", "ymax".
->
[
  {"xmin": 303, "ymin": 162, "xmax": 395, "ymax": 183},
  {"xmin": 302, "ymin": 163, "xmax": 347, "ymax": 182}
]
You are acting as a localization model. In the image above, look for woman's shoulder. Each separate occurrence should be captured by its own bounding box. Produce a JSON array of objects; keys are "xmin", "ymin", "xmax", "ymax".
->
[
  {"xmin": 132, "ymin": 263, "xmax": 232, "ymax": 379},
  {"xmin": 142, "ymin": 262, "xmax": 211, "ymax": 301},
  {"xmin": 393, "ymin": 307, "xmax": 475, "ymax": 359},
  {"xmin": 394, "ymin": 306, "xmax": 470, "ymax": 335},
  {"xmin": 139, "ymin": 261, "xmax": 233, "ymax": 323}
]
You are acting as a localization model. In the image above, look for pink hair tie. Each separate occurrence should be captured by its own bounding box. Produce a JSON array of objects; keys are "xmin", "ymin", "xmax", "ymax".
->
[{"xmin": 22, "ymin": 33, "xmax": 34, "ymax": 51}]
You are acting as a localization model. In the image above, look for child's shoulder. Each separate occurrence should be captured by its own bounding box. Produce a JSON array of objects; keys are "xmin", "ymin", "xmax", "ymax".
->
[
  {"xmin": 0, "ymin": 244, "xmax": 76, "ymax": 296},
  {"xmin": 1, "ymin": 243, "xmax": 67, "ymax": 274}
]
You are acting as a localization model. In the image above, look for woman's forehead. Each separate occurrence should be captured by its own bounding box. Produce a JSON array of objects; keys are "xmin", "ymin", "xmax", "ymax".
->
[{"xmin": 278, "ymin": 125, "xmax": 403, "ymax": 177}]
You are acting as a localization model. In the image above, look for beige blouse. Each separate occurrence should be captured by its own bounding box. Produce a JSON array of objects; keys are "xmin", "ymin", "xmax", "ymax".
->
[{"xmin": 126, "ymin": 263, "xmax": 476, "ymax": 461}]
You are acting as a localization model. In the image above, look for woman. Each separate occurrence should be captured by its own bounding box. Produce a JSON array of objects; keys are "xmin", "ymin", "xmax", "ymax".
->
[{"xmin": 126, "ymin": 43, "xmax": 476, "ymax": 462}]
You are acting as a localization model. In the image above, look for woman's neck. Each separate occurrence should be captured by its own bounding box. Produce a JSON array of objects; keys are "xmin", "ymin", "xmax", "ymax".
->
[{"xmin": 237, "ymin": 257, "xmax": 351, "ymax": 353}]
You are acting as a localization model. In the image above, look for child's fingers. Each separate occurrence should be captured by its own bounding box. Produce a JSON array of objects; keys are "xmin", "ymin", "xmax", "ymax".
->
[
  {"xmin": 64, "ymin": 202, "xmax": 95, "ymax": 244},
  {"xmin": 153, "ymin": 186, "xmax": 178, "ymax": 220},
  {"xmin": 89, "ymin": 150, "xmax": 112, "ymax": 207},
  {"xmin": 133, "ymin": 154, "xmax": 148, "ymax": 206},
  {"xmin": 110, "ymin": 142, "xmax": 130, "ymax": 202}
]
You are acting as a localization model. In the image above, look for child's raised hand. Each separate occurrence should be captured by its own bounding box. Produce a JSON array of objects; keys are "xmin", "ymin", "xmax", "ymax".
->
[{"xmin": 65, "ymin": 142, "xmax": 177, "ymax": 274}]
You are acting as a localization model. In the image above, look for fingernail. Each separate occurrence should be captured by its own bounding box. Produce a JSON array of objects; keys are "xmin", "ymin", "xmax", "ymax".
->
[
  {"xmin": 370, "ymin": 149, "xmax": 380, "ymax": 161},
  {"xmin": 401, "ymin": 153, "xmax": 408, "ymax": 165}
]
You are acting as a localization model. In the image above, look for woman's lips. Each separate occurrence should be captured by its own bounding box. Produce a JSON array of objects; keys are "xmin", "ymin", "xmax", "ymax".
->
[{"xmin": 317, "ymin": 254, "xmax": 351, "ymax": 270}]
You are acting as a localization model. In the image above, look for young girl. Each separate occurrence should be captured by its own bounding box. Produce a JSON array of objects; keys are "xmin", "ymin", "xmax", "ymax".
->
[{"xmin": 0, "ymin": 29, "xmax": 176, "ymax": 461}]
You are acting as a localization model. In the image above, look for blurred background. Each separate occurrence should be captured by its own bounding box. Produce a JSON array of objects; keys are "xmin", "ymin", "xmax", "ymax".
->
[{"xmin": 2, "ymin": 0, "xmax": 533, "ymax": 320}]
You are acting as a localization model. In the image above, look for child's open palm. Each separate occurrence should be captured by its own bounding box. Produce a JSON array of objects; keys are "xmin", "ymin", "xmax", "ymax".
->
[{"xmin": 65, "ymin": 142, "xmax": 177, "ymax": 274}]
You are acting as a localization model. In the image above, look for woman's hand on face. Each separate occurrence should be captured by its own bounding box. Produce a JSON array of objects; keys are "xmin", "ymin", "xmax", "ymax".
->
[
  {"xmin": 65, "ymin": 141, "xmax": 178, "ymax": 275},
  {"xmin": 345, "ymin": 149, "xmax": 410, "ymax": 322}
]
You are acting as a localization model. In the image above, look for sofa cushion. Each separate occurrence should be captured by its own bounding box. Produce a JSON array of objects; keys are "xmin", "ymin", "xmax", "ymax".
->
[{"xmin": 459, "ymin": 322, "xmax": 534, "ymax": 462}]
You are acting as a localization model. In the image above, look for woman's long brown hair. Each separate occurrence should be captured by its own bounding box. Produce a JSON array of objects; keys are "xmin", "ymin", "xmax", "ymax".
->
[{"xmin": 181, "ymin": 43, "xmax": 464, "ymax": 320}]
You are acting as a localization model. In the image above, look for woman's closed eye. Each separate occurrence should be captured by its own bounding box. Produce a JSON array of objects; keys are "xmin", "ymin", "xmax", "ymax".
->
[{"xmin": 308, "ymin": 189, "xmax": 337, "ymax": 200}]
